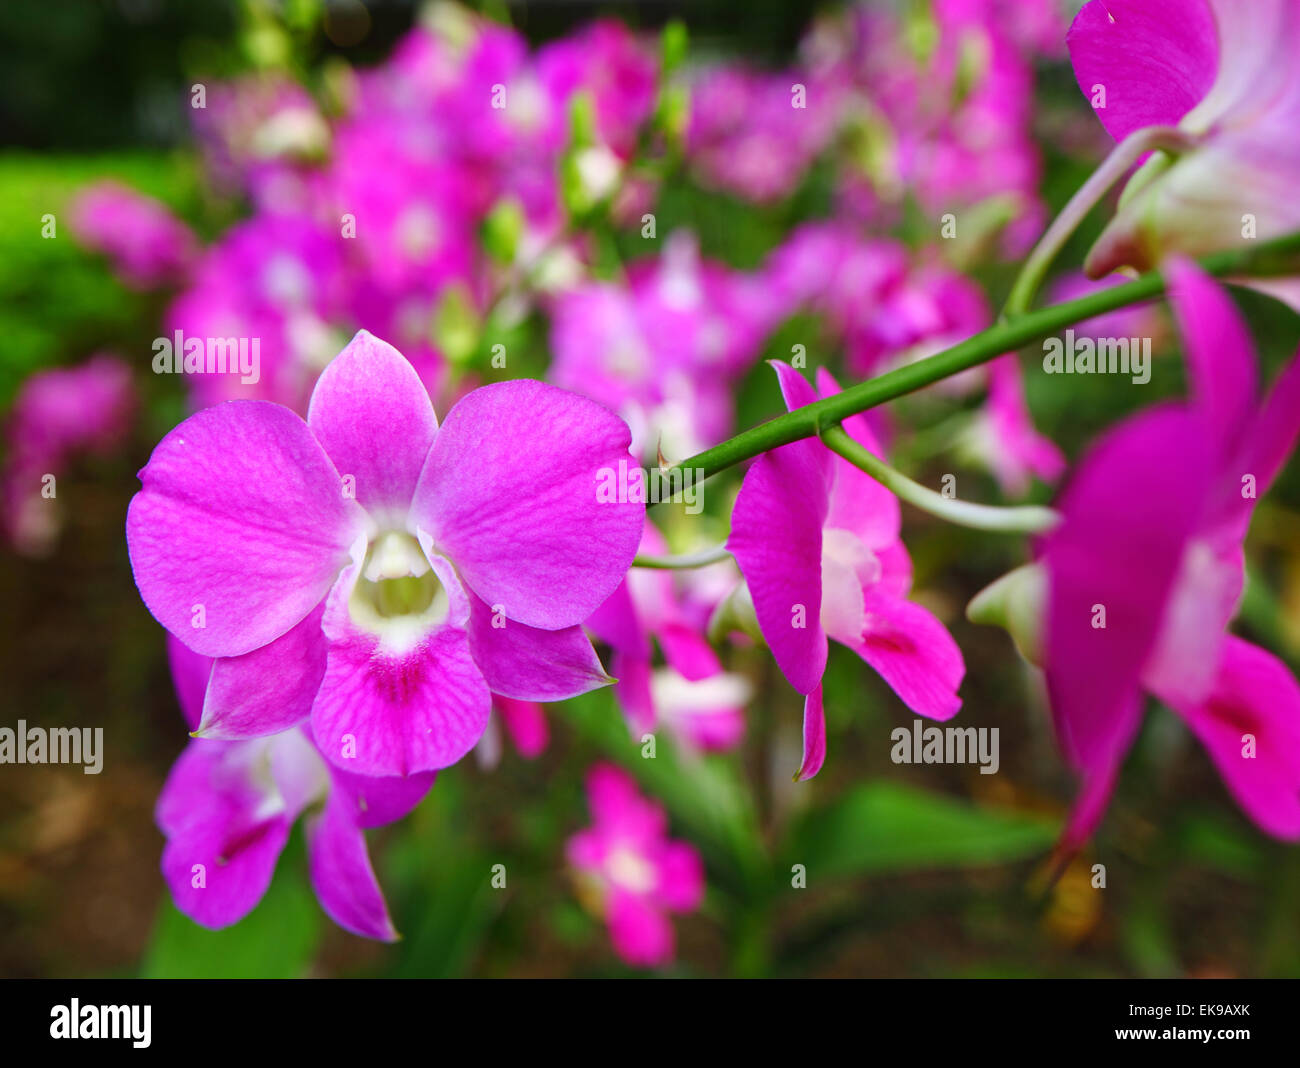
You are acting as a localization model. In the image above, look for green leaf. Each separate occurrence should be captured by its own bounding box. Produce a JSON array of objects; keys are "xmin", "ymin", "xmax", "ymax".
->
[
  {"xmin": 786, "ymin": 781, "xmax": 1057, "ymax": 877},
  {"xmin": 379, "ymin": 778, "xmax": 503, "ymax": 978}
]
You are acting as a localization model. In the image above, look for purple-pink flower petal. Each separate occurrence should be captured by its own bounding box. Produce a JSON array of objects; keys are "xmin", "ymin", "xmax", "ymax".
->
[
  {"xmin": 1044, "ymin": 405, "xmax": 1214, "ymax": 772},
  {"xmin": 466, "ymin": 591, "xmax": 612, "ymax": 701},
  {"xmin": 156, "ymin": 741, "xmax": 292, "ymax": 929},
  {"xmin": 1166, "ymin": 258, "xmax": 1257, "ymax": 453},
  {"xmin": 795, "ymin": 684, "xmax": 827, "ymax": 782},
  {"xmin": 1067, "ymin": 0, "xmax": 1218, "ymax": 143},
  {"xmin": 312, "ymin": 563, "xmax": 491, "ymax": 777},
  {"xmin": 127, "ymin": 401, "xmax": 367, "ymax": 657},
  {"xmin": 196, "ymin": 604, "xmax": 329, "ymax": 739},
  {"xmin": 306, "ymin": 330, "xmax": 438, "ymax": 522},
  {"xmin": 306, "ymin": 791, "xmax": 400, "ymax": 941},
  {"xmin": 726, "ymin": 366, "xmax": 832, "ymax": 695},
  {"xmin": 412, "ymin": 379, "xmax": 643, "ymax": 630},
  {"xmin": 851, "ymin": 593, "xmax": 963, "ymax": 721},
  {"xmin": 1167, "ymin": 637, "xmax": 1300, "ymax": 839}
]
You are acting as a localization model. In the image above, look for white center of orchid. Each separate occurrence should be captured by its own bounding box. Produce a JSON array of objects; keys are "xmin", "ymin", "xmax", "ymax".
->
[
  {"xmin": 348, "ymin": 531, "xmax": 450, "ymax": 651},
  {"xmin": 606, "ymin": 845, "xmax": 656, "ymax": 894}
]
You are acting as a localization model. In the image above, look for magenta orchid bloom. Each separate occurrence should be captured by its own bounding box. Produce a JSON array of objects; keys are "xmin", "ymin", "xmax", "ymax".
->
[
  {"xmin": 127, "ymin": 331, "xmax": 642, "ymax": 779},
  {"xmin": 191, "ymin": 74, "xmax": 330, "ymax": 211},
  {"xmin": 166, "ymin": 213, "xmax": 351, "ymax": 412},
  {"xmin": 3, "ymin": 354, "xmax": 135, "ymax": 555},
  {"xmin": 550, "ymin": 232, "xmax": 773, "ymax": 458},
  {"xmin": 965, "ymin": 355, "xmax": 1067, "ymax": 498},
  {"xmin": 813, "ymin": 1, "xmax": 1054, "ymax": 256},
  {"xmin": 1068, "ymin": 0, "xmax": 1300, "ymax": 277},
  {"xmin": 160, "ymin": 637, "xmax": 430, "ymax": 940},
  {"xmin": 1043, "ymin": 259, "xmax": 1300, "ymax": 846},
  {"xmin": 651, "ymin": 668, "xmax": 749, "ymax": 753},
  {"xmin": 686, "ymin": 64, "xmax": 842, "ymax": 203},
  {"xmin": 727, "ymin": 362, "xmax": 965, "ymax": 780},
  {"xmin": 70, "ymin": 180, "xmax": 196, "ymax": 290},
  {"xmin": 567, "ymin": 763, "xmax": 704, "ymax": 967}
]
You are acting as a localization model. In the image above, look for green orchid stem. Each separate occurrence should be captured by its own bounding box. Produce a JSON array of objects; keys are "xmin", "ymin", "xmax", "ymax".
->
[
  {"xmin": 1002, "ymin": 125, "xmax": 1196, "ymax": 319},
  {"xmin": 633, "ymin": 543, "xmax": 733, "ymax": 570},
  {"xmin": 654, "ymin": 228, "xmax": 1300, "ymax": 496},
  {"xmin": 820, "ymin": 425, "xmax": 1060, "ymax": 534}
]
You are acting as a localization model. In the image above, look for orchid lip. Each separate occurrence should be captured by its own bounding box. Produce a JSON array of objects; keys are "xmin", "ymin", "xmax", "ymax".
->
[{"xmin": 349, "ymin": 531, "xmax": 450, "ymax": 645}]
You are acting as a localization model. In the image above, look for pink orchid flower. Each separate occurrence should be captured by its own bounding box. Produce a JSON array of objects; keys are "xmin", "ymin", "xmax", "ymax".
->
[
  {"xmin": 651, "ymin": 668, "xmax": 749, "ymax": 753},
  {"xmin": 549, "ymin": 233, "xmax": 772, "ymax": 459},
  {"xmin": 1043, "ymin": 258, "xmax": 1300, "ymax": 846},
  {"xmin": 160, "ymin": 637, "xmax": 429, "ymax": 939},
  {"xmin": 165, "ymin": 213, "xmax": 351, "ymax": 412},
  {"xmin": 127, "ymin": 331, "xmax": 642, "ymax": 778},
  {"xmin": 1068, "ymin": 0, "xmax": 1300, "ymax": 277},
  {"xmin": 567, "ymin": 763, "xmax": 704, "ymax": 967},
  {"xmin": 686, "ymin": 65, "xmax": 843, "ymax": 204},
  {"xmin": 965, "ymin": 355, "xmax": 1067, "ymax": 498},
  {"xmin": 3, "ymin": 354, "xmax": 135, "ymax": 556},
  {"xmin": 69, "ymin": 181, "xmax": 196, "ymax": 290},
  {"xmin": 191, "ymin": 75, "xmax": 329, "ymax": 209},
  {"xmin": 534, "ymin": 19, "xmax": 660, "ymax": 160},
  {"xmin": 727, "ymin": 363, "xmax": 965, "ymax": 780},
  {"xmin": 810, "ymin": 1, "xmax": 1053, "ymax": 256}
]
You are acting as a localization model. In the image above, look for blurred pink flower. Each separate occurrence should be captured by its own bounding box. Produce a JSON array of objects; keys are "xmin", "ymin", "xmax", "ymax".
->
[
  {"xmin": 70, "ymin": 181, "xmax": 195, "ymax": 289},
  {"xmin": 686, "ymin": 65, "xmax": 842, "ymax": 203},
  {"xmin": 165, "ymin": 213, "xmax": 352, "ymax": 412},
  {"xmin": 762, "ymin": 224, "xmax": 987, "ymax": 378},
  {"xmin": 807, "ymin": 0, "xmax": 1052, "ymax": 256},
  {"xmin": 549, "ymin": 232, "xmax": 773, "ymax": 458},
  {"xmin": 966, "ymin": 355, "xmax": 1066, "ymax": 497},
  {"xmin": 3, "ymin": 354, "xmax": 134, "ymax": 555},
  {"xmin": 1043, "ymin": 260, "xmax": 1300, "ymax": 848},
  {"xmin": 191, "ymin": 75, "xmax": 330, "ymax": 211},
  {"xmin": 536, "ymin": 19, "xmax": 659, "ymax": 159},
  {"xmin": 652, "ymin": 668, "xmax": 748, "ymax": 753},
  {"xmin": 567, "ymin": 763, "xmax": 704, "ymax": 967},
  {"xmin": 587, "ymin": 523, "xmax": 744, "ymax": 742},
  {"xmin": 494, "ymin": 695, "xmax": 549, "ymax": 758}
]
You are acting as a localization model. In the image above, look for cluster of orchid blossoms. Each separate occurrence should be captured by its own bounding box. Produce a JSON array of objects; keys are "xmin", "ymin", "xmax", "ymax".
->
[{"xmin": 10, "ymin": 0, "xmax": 1300, "ymax": 967}]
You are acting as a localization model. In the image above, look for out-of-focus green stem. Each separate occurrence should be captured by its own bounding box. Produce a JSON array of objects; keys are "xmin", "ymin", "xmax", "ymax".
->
[
  {"xmin": 633, "ymin": 544, "xmax": 733, "ymax": 570},
  {"xmin": 1002, "ymin": 125, "xmax": 1196, "ymax": 319},
  {"xmin": 820, "ymin": 426, "xmax": 1060, "ymax": 534},
  {"xmin": 656, "ymin": 228, "xmax": 1300, "ymax": 496}
]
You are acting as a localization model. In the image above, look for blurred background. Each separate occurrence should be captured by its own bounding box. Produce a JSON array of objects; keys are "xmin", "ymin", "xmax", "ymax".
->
[{"xmin": 2, "ymin": 0, "xmax": 1299, "ymax": 978}]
